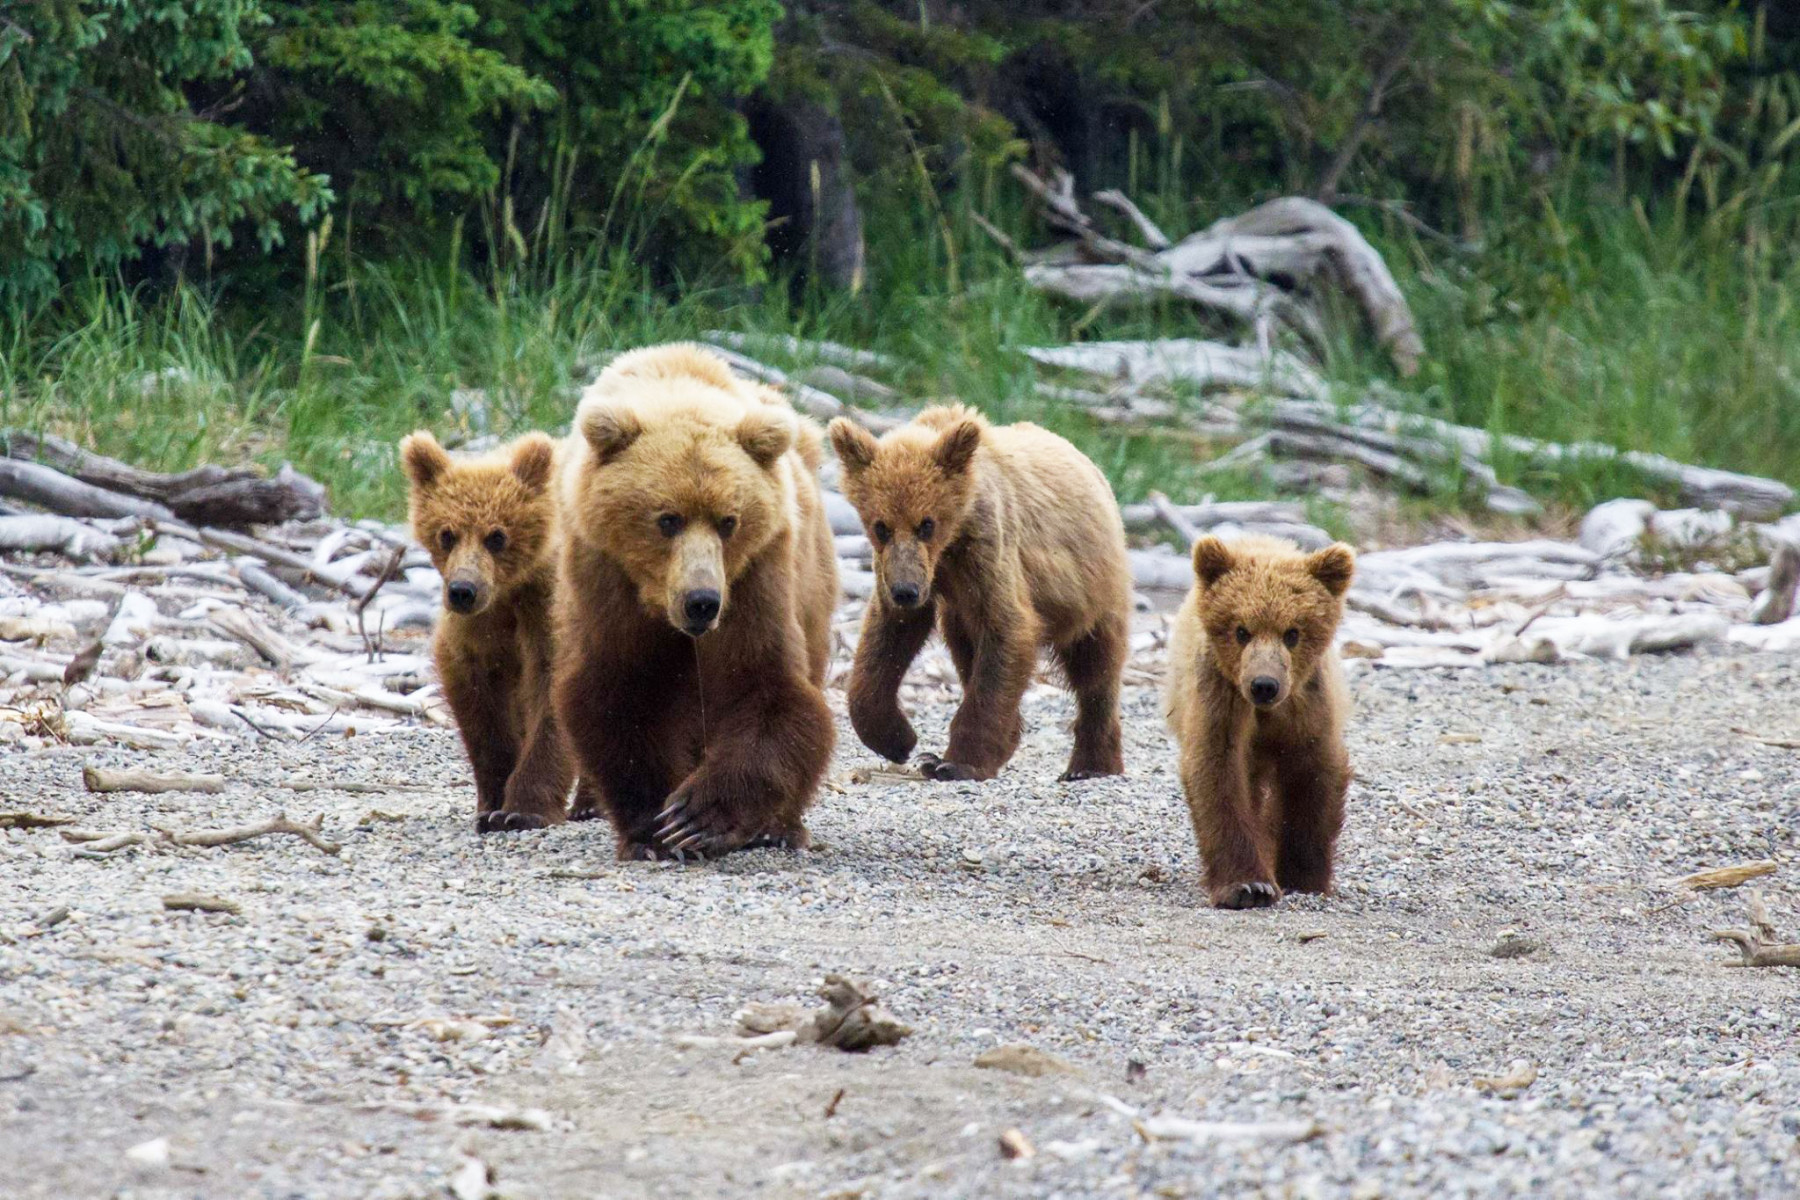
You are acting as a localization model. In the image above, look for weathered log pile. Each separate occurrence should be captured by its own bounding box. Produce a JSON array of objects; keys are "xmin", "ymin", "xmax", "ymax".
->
[
  {"xmin": 984, "ymin": 168, "xmax": 1796, "ymax": 522},
  {"xmin": 1, "ymin": 339, "xmax": 1796, "ymax": 752}
]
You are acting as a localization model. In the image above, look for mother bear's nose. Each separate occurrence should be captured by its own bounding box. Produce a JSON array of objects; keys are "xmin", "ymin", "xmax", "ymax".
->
[
  {"xmin": 1249, "ymin": 676, "xmax": 1281, "ymax": 706},
  {"xmin": 682, "ymin": 589, "xmax": 722, "ymax": 628}
]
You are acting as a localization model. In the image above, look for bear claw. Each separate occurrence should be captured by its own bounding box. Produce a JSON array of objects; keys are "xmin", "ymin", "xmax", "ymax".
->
[
  {"xmin": 477, "ymin": 811, "xmax": 549, "ymax": 834},
  {"xmin": 1059, "ymin": 768, "xmax": 1118, "ymax": 782},
  {"xmin": 1211, "ymin": 880, "xmax": 1281, "ymax": 910},
  {"xmin": 919, "ymin": 754, "xmax": 981, "ymax": 782}
]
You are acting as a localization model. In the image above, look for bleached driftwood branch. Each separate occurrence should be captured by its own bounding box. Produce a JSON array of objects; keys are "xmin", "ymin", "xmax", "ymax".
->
[
  {"xmin": 1, "ymin": 430, "xmax": 325, "ymax": 527},
  {"xmin": 1002, "ymin": 166, "xmax": 1419, "ymax": 374}
]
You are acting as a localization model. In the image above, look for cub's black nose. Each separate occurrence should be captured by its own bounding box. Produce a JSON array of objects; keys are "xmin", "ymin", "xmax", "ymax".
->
[
  {"xmin": 889, "ymin": 583, "xmax": 921, "ymax": 608},
  {"xmin": 1249, "ymin": 676, "xmax": 1280, "ymax": 706},
  {"xmin": 446, "ymin": 581, "xmax": 478, "ymax": 613},
  {"xmin": 683, "ymin": 589, "xmax": 722, "ymax": 627}
]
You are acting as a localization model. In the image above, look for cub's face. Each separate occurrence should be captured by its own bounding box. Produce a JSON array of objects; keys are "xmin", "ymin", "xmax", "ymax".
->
[
  {"xmin": 1191, "ymin": 536, "xmax": 1354, "ymax": 709},
  {"xmin": 400, "ymin": 431, "xmax": 557, "ymax": 617},
  {"xmin": 573, "ymin": 403, "xmax": 794, "ymax": 637},
  {"xmin": 829, "ymin": 417, "xmax": 980, "ymax": 611}
]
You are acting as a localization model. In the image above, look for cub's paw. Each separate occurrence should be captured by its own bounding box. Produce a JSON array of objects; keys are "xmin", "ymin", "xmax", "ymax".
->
[
  {"xmin": 477, "ymin": 811, "xmax": 549, "ymax": 834},
  {"xmin": 849, "ymin": 702, "xmax": 917, "ymax": 764},
  {"xmin": 918, "ymin": 753, "xmax": 984, "ymax": 782},
  {"xmin": 1209, "ymin": 880, "xmax": 1281, "ymax": 910}
]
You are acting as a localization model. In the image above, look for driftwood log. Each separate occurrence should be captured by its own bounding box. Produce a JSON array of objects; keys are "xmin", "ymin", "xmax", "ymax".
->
[
  {"xmin": 1001, "ymin": 165, "xmax": 1419, "ymax": 375},
  {"xmin": 1, "ymin": 431, "xmax": 325, "ymax": 527}
]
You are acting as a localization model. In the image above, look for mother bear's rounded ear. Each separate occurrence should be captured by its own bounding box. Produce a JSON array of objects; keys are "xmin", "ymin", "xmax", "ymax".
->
[
  {"xmin": 579, "ymin": 403, "xmax": 642, "ymax": 464},
  {"xmin": 399, "ymin": 430, "xmax": 450, "ymax": 489},
  {"xmin": 737, "ymin": 407, "xmax": 796, "ymax": 468},
  {"xmin": 828, "ymin": 418, "xmax": 878, "ymax": 474}
]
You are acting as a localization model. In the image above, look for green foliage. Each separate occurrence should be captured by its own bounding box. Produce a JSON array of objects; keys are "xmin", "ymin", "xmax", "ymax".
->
[
  {"xmin": 472, "ymin": 0, "xmax": 781, "ymax": 280},
  {"xmin": 248, "ymin": 1, "xmax": 554, "ymax": 223},
  {"xmin": 0, "ymin": 0, "xmax": 329, "ymax": 306}
]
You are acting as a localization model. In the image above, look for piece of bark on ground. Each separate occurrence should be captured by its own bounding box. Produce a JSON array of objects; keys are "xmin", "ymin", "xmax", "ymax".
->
[{"xmin": 734, "ymin": 974, "xmax": 912, "ymax": 1052}]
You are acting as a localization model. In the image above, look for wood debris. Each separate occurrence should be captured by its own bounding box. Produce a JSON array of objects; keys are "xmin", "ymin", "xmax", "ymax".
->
[
  {"xmin": 1712, "ymin": 891, "xmax": 1800, "ymax": 968},
  {"xmin": 1668, "ymin": 861, "xmax": 1778, "ymax": 892},
  {"xmin": 162, "ymin": 892, "xmax": 242, "ymax": 915},
  {"xmin": 729, "ymin": 974, "xmax": 912, "ymax": 1054},
  {"xmin": 84, "ymin": 766, "xmax": 226, "ymax": 795},
  {"xmin": 1473, "ymin": 1059, "xmax": 1539, "ymax": 1098}
]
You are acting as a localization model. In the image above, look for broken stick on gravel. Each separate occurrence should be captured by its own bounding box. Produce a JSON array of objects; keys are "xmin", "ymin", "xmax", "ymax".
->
[
  {"xmin": 155, "ymin": 811, "xmax": 342, "ymax": 856},
  {"xmin": 83, "ymin": 766, "xmax": 226, "ymax": 795},
  {"xmin": 1712, "ymin": 891, "xmax": 1800, "ymax": 968}
]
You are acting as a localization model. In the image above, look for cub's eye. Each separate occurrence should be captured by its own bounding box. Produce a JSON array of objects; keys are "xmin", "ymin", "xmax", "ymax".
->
[
  {"xmin": 483, "ymin": 530, "xmax": 507, "ymax": 554},
  {"xmin": 656, "ymin": 513, "xmax": 685, "ymax": 538},
  {"xmin": 1235, "ymin": 626, "xmax": 1251, "ymax": 646},
  {"xmin": 438, "ymin": 530, "xmax": 457, "ymax": 551},
  {"xmin": 916, "ymin": 517, "xmax": 936, "ymax": 541},
  {"xmin": 1283, "ymin": 628, "xmax": 1300, "ymax": 649},
  {"xmin": 872, "ymin": 521, "xmax": 892, "ymax": 545},
  {"xmin": 717, "ymin": 515, "xmax": 738, "ymax": 539}
]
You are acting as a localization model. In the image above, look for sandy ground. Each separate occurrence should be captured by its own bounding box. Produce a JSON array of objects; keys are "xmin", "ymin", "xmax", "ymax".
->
[{"xmin": 2, "ymin": 648, "xmax": 1798, "ymax": 1199}]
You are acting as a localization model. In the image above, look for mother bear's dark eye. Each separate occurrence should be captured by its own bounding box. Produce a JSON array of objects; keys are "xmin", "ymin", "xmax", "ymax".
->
[
  {"xmin": 1235, "ymin": 626, "xmax": 1251, "ymax": 645},
  {"xmin": 1283, "ymin": 628, "xmax": 1300, "ymax": 649},
  {"xmin": 439, "ymin": 530, "xmax": 457, "ymax": 551},
  {"xmin": 657, "ymin": 513, "xmax": 685, "ymax": 538},
  {"xmin": 916, "ymin": 517, "xmax": 935, "ymax": 541},
  {"xmin": 718, "ymin": 515, "xmax": 738, "ymax": 539},
  {"xmin": 872, "ymin": 521, "xmax": 892, "ymax": 545},
  {"xmin": 483, "ymin": 529, "xmax": 507, "ymax": 554}
]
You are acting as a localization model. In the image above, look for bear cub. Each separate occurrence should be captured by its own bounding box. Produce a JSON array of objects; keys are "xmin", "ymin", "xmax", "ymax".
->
[
  {"xmin": 830, "ymin": 405, "xmax": 1133, "ymax": 782},
  {"xmin": 554, "ymin": 344, "xmax": 839, "ymax": 860},
  {"xmin": 1165, "ymin": 534, "xmax": 1355, "ymax": 909},
  {"xmin": 401, "ymin": 429, "xmax": 577, "ymax": 832}
]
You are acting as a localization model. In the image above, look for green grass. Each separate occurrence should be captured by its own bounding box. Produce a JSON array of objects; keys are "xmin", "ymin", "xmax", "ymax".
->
[{"xmin": 3, "ymin": 181, "xmax": 1798, "ymax": 525}]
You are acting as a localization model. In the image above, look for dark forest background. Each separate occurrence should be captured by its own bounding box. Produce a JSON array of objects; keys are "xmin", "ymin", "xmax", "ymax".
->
[{"xmin": 4, "ymin": 1, "xmax": 1797, "ymax": 517}]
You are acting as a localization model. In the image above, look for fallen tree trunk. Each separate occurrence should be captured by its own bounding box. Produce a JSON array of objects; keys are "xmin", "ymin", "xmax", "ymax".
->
[
  {"xmin": 1, "ymin": 431, "xmax": 325, "ymax": 527},
  {"xmin": 0, "ymin": 458, "xmax": 173, "ymax": 521}
]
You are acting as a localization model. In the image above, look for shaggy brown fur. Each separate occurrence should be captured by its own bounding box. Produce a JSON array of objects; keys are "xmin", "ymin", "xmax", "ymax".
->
[
  {"xmin": 1164, "ymin": 534, "xmax": 1355, "ymax": 909},
  {"xmin": 554, "ymin": 343, "xmax": 837, "ymax": 859},
  {"xmin": 401, "ymin": 429, "xmax": 584, "ymax": 832},
  {"xmin": 830, "ymin": 405, "xmax": 1132, "ymax": 782}
]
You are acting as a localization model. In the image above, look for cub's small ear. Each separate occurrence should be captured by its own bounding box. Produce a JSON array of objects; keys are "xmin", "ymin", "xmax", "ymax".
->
[
  {"xmin": 579, "ymin": 403, "xmax": 642, "ymax": 464},
  {"xmin": 1192, "ymin": 536, "xmax": 1234, "ymax": 588},
  {"xmin": 508, "ymin": 432, "xmax": 556, "ymax": 492},
  {"xmin": 399, "ymin": 431, "xmax": 450, "ymax": 489},
  {"xmin": 1308, "ymin": 543, "xmax": 1355, "ymax": 597},
  {"xmin": 828, "ymin": 418, "xmax": 877, "ymax": 474},
  {"xmin": 933, "ymin": 419, "xmax": 982, "ymax": 475},
  {"xmin": 737, "ymin": 407, "xmax": 796, "ymax": 468}
]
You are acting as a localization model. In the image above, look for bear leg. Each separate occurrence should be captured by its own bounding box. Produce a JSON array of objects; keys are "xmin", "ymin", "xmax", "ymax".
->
[
  {"xmin": 1055, "ymin": 614, "xmax": 1127, "ymax": 781},
  {"xmin": 655, "ymin": 673, "xmax": 834, "ymax": 857},
  {"xmin": 440, "ymin": 668, "xmax": 518, "ymax": 824},
  {"xmin": 1272, "ymin": 740, "xmax": 1349, "ymax": 894},
  {"xmin": 847, "ymin": 599, "xmax": 935, "ymax": 763},
  {"xmin": 1182, "ymin": 718, "xmax": 1280, "ymax": 909},
  {"xmin": 931, "ymin": 619, "xmax": 1034, "ymax": 781},
  {"xmin": 488, "ymin": 701, "xmax": 575, "ymax": 833},
  {"xmin": 557, "ymin": 653, "xmax": 681, "ymax": 858}
]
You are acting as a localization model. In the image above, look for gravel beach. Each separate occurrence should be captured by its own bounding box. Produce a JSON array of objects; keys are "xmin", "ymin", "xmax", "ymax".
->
[{"xmin": 2, "ymin": 648, "xmax": 1797, "ymax": 1198}]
